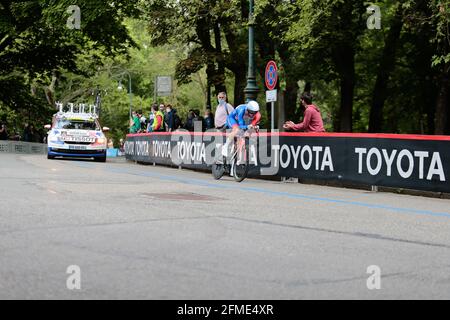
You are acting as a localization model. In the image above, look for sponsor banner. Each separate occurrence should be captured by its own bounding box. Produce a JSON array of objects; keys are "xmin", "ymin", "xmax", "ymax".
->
[
  {"xmin": 125, "ymin": 132, "xmax": 450, "ymax": 193},
  {"xmin": 0, "ymin": 141, "xmax": 10, "ymax": 153},
  {"xmin": 0, "ymin": 142, "xmax": 47, "ymax": 155},
  {"xmin": 30, "ymin": 143, "xmax": 46, "ymax": 154}
]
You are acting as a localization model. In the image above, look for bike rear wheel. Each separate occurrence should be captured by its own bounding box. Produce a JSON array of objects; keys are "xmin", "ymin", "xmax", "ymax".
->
[{"xmin": 233, "ymin": 162, "xmax": 249, "ymax": 182}]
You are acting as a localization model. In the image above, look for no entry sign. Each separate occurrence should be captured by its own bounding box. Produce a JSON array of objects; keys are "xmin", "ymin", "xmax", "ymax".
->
[{"xmin": 265, "ymin": 61, "xmax": 278, "ymax": 91}]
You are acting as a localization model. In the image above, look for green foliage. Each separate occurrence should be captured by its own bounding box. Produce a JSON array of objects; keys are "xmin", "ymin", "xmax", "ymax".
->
[
  {"xmin": 0, "ymin": 0, "xmax": 138, "ymax": 110},
  {"xmin": 1, "ymin": 0, "xmax": 449, "ymax": 136}
]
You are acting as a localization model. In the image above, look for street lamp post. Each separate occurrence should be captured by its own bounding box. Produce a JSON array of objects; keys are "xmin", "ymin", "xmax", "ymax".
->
[
  {"xmin": 244, "ymin": 0, "xmax": 259, "ymax": 102},
  {"xmin": 116, "ymin": 69, "xmax": 133, "ymax": 119}
]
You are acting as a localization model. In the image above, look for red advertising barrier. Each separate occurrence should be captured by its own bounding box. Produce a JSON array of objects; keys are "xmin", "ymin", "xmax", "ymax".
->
[{"xmin": 125, "ymin": 132, "xmax": 450, "ymax": 193}]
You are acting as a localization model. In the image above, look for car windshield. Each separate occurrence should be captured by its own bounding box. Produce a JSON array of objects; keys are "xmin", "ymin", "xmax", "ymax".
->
[{"xmin": 56, "ymin": 119, "xmax": 99, "ymax": 130}]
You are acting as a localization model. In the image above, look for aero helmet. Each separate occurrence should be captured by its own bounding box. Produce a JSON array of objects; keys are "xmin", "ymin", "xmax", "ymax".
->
[{"xmin": 247, "ymin": 101, "xmax": 260, "ymax": 112}]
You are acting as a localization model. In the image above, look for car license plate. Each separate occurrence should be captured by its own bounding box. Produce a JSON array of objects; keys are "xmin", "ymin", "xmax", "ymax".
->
[{"xmin": 69, "ymin": 145, "xmax": 87, "ymax": 150}]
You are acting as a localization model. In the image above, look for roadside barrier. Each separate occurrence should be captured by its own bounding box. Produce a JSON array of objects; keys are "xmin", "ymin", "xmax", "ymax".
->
[
  {"xmin": 125, "ymin": 131, "xmax": 450, "ymax": 194},
  {"xmin": 0, "ymin": 141, "xmax": 47, "ymax": 155},
  {"xmin": 107, "ymin": 148, "xmax": 119, "ymax": 157}
]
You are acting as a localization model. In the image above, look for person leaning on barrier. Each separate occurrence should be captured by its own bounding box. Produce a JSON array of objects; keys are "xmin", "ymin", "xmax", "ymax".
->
[
  {"xmin": 214, "ymin": 92, "xmax": 234, "ymax": 131},
  {"xmin": 283, "ymin": 92, "xmax": 325, "ymax": 133}
]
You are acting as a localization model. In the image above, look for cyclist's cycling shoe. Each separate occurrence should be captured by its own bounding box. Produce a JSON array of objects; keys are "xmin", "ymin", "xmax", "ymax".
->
[{"xmin": 222, "ymin": 145, "xmax": 229, "ymax": 157}]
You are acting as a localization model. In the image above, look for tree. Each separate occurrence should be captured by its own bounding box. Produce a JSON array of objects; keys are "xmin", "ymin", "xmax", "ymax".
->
[
  {"xmin": 142, "ymin": 0, "xmax": 249, "ymax": 107},
  {"xmin": 430, "ymin": 0, "xmax": 450, "ymax": 134},
  {"xmin": 368, "ymin": 2, "xmax": 405, "ymax": 133},
  {"xmin": 0, "ymin": 0, "xmax": 138, "ymax": 109},
  {"xmin": 286, "ymin": 0, "xmax": 367, "ymax": 132}
]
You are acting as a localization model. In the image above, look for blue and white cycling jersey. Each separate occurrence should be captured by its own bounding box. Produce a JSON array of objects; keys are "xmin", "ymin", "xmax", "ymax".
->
[{"xmin": 226, "ymin": 104, "xmax": 261, "ymax": 130}]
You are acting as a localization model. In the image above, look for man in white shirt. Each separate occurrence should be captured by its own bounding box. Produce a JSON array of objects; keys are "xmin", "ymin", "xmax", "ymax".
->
[{"xmin": 214, "ymin": 92, "xmax": 234, "ymax": 130}]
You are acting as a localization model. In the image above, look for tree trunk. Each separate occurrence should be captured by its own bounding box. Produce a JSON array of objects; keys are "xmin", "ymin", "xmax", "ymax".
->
[
  {"xmin": 284, "ymin": 80, "xmax": 299, "ymax": 122},
  {"xmin": 222, "ymin": 25, "xmax": 246, "ymax": 106},
  {"xmin": 233, "ymin": 69, "xmax": 246, "ymax": 107},
  {"xmin": 276, "ymin": 44, "xmax": 300, "ymax": 123},
  {"xmin": 447, "ymin": 78, "xmax": 450, "ymax": 135},
  {"xmin": 332, "ymin": 42, "xmax": 355, "ymax": 133},
  {"xmin": 434, "ymin": 67, "xmax": 449, "ymax": 134},
  {"xmin": 196, "ymin": 18, "xmax": 226, "ymax": 100},
  {"xmin": 206, "ymin": 63, "xmax": 215, "ymax": 108},
  {"xmin": 213, "ymin": 22, "xmax": 226, "ymax": 95},
  {"xmin": 369, "ymin": 6, "xmax": 404, "ymax": 133},
  {"xmin": 338, "ymin": 75, "xmax": 354, "ymax": 132},
  {"xmin": 44, "ymin": 72, "xmax": 58, "ymax": 107}
]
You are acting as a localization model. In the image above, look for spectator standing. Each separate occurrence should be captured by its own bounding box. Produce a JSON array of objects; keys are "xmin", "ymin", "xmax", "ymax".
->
[
  {"xmin": 172, "ymin": 108, "xmax": 182, "ymax": 130},
  {"xmin": 184, "ymin": 110, "xmax": 196, "ymax": 132},
  {"xmin": 10, "ymin": 128, "xmax": 20, "ymax": 141},
  {"xmin": 119, "ymin": 138, "xmax": 125, "ymax": 155},
  {"xmin": 147, "ymin": 104, "xmax": 157, "ymax": 132},
  {"xmin": 164, "ymin": 104, "xmax": 175, "ymax": 132},
  {"xmin": 129, "ymin": 111, "xmax": 141, "ymax": 134},
  {"xmin": 159, "ymin": 103, "xmax": 166, "ymax": 131},
  {"xmin": 23, "ymin": 123, "xmax": 32, "ymax": 142},
  {"xmin": 150, "ymin": 105, "xmax": 165, "ymax": 132},
  {"xmin": 0, "ymin": 122, "xmax": 7, "ymax": 140},
  {"xmin": 29, "ymin": 125, "xmax": 38, "ymax": 142},
  {"xmin": 203, "ymin": 109, "xmax": 215, "ymax": 131},
  {"xmin": 214, "ymin": 92, "xmax": 234, "ymax": 130},
  {"xmin": 194, "ymin": 109, "xmax": 203, "ymax": 131},
  {"xmin": 139, "ymin": 111, "xmax": 147, "ymax": 132}
]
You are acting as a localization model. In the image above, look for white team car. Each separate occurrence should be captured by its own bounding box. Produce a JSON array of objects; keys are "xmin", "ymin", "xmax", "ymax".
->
[{"xmin": 45, "ymin": 103, "xmax": 109, "ymax": 162}]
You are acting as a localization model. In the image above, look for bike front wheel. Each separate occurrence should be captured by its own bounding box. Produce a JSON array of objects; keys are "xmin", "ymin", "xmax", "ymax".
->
[{"xmin": 212, "ymin": 162, "xmax": 226, "ymax": 180}]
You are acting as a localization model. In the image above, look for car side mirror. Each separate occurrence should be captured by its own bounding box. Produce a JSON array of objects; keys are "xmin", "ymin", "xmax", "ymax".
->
[
  {"xmin": 102, "ymin": 127, "xmax": 110, "ymax": 132},
  {"xmin": 44, "ymin": 124, "xmax": 51, "ymax": 130}
]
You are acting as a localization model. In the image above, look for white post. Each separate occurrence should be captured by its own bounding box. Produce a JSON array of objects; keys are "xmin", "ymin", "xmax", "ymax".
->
[{"xmin": 271, "ymin": 101, "xmax": 275, "ymax": 131}]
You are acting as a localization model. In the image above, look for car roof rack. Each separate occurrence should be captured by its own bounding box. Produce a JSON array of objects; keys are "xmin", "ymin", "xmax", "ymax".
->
[{"xmin": 55, "ymin": 102, "xmax": 99, "ymax": 119}]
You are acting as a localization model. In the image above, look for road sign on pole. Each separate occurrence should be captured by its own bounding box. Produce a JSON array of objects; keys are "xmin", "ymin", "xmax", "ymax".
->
[
  {"xmin": 265, "ymin": 61, "xmax": 278, "ymax": 91},
  {"xmin": 266, "ymin": 89, "xmax": 277, "ymax": 103},
  {"xmin": 265, "ymin": 61, "xmax": 278, "ymax": 131},
  {"xmin": 156, "ymin": 76, "xmax": 173, "ymax": 97}
]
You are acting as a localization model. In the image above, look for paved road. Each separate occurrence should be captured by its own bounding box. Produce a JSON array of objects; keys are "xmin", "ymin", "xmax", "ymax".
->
[{"xmin": 1, "ymin": 153, "xmax": 450, "ymax": 300}]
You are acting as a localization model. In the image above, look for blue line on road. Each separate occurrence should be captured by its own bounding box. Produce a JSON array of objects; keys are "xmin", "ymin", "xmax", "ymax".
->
[{"xmin": 70, "ymin": 161, "xmax": 450, "ymax": 219}]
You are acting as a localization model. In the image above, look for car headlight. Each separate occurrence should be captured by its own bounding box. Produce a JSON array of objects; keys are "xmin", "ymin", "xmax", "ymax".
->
[
  {"xmin": 49, "ymin": 136, "xmax": 60, "ymax": 143},
  {"xmin": 96, "ymin": 137, "xmax": 106, "ymax": 144}
]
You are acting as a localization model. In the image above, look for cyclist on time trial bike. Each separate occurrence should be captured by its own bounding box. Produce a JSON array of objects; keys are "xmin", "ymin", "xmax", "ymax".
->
[{"xmin": 222, "ymin": 100, "xmax": 261, "ymax": 157}]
